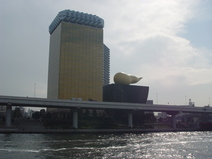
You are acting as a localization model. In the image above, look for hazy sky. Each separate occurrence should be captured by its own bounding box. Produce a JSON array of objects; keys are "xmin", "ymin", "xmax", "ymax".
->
[{"xmin": 0, "ymin": 0, "xmax": 211, "ymax": 106}]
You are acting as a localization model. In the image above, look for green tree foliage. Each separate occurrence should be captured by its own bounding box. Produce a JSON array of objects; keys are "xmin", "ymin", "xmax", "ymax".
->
[
  {"xmin": 32, "ymin": 111, "xmax": 40, "ymax": 119},
  {"xmin": 40, "ymin": 109, "xmax": 46, "ymax": 119},
  {"xmin": 144, "ymin": 112, "xmax": 156, "ymax": 123},
  {"xmin": 13, "ymin": 107, "xmax": 23, "ymax": 118},
  {"xmin": 92, "ymin": 109, "xmax": 97, "ymax": 117},
  {"xmin": 85, "ymin": 109, "xmax": 90, "ymax": 117},
  {"xmin": 45, "ymin": 112, "xmax": 51, "ymax": 118}
]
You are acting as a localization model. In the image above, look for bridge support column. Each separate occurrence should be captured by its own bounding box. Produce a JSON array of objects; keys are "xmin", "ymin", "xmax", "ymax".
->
[
  {"xmin": 73, "ymin": 109, "xmax": 78, "ymax": 129},
  {"xmin": 6, "ymin": 105, "xmax": 12, "ymax": 128},
  {"xmin": 183, "ymin": 117, "xmax": 187, "ymax": 123},
  {"xmin": 172, "ymin": 114, "xmax": 177, "ymax": 129},
  {"xmin": 128, "ymin": 113, "xmax": 133, "ymax": 128}
]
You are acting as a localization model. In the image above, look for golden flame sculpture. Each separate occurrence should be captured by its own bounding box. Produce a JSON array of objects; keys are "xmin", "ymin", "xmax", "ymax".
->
[{"xmin": 113, "ymin": 72, "xmax": 142, "ymax": 85}]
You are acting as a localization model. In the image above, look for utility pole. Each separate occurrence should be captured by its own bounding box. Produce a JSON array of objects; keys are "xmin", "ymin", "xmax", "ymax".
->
[{"xmin": 34, "ymin": 83, "xmax": 36, "ymax": 97}]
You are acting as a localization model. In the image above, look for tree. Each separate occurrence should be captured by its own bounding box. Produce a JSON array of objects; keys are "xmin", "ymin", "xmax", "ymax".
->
[
  {"xmin": 84, "ymin": 109, "xmax": 90, "ymax": 117},
  {"xmin": 144, "ymin": 112, "xmax": 156, "ymax": 123},
  {"xmin": 92, "ymin": 109, "xmax": 97, "ymax": 117},
  {"xmin": 40, "ymin": 109, "xmax": 46, "ymax": 119},
  {"xmin": 32, "ymin": 111, "xmax": 40, "ymax": 119},
  {"xmin": 13, "ymin": 107, "xmax": 23, "ymax": 118}
]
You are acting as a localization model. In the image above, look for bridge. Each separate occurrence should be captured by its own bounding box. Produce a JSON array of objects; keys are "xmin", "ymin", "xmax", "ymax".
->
[{"xmin": 0, "ymin": 95, "xmax": 212, "ymax": 129}]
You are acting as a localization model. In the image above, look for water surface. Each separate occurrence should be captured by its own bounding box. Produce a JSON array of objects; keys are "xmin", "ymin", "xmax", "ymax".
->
[{"xmin": 0, "ymin": 131, "xmax": 211, "ymax": 158}]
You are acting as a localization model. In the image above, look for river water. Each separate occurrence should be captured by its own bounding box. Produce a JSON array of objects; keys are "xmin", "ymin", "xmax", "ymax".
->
[{"xmin": 0, "ymin": 131, "xmax": 211, "ymax": 159}]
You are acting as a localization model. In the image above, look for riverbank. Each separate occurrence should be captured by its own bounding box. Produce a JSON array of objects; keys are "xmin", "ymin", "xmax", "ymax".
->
[
  {"xmin": 0, "ymin": 127, "xmax": 199, "ymax": 134},
  {"xmin": 0, "ymin": 119, "xmax": 202, "ymax": 134},
  {"xmin": 0, "ymin": 128, "xmax": 199, "ymax": 134}
]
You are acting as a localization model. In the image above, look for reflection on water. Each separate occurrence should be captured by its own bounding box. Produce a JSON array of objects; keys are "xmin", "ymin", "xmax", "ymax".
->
[{"xmin": 0, "ymin": 131, "xmax": 212, "ymax": 159}]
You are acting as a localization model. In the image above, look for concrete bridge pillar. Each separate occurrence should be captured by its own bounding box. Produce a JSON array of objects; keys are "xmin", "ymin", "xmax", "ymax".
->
[
  {"xmin": 6, "ymin": 105, "xmax": 12, "ymax": 127},
  {"xmin": 128, "ymin": 113, "xmax": 133, "ymax": 128},
  {"xmin": 172, "ymin": 114, "xmax": 177, "ymax": 129},
  {"xmin": 73, "ymin": 109, "xmax": 78, "ymax": 129},
  {"xmin": 183, "ymin": 117, "xmax": 187, "ymax": 123}
]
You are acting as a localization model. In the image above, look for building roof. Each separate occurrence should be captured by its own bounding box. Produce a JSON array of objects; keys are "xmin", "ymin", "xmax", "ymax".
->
[{"xmin": 49, "ymin": 9, "xmax": 104, "ymax": 34}]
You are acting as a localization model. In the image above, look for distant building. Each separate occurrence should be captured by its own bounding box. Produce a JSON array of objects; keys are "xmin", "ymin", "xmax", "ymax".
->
[
  {"xmin": 103, "ymin": 84, "xmax": 149, "ymax": 104},
  {"xmin": 146, "ymin": 100, "xmax": 153, "ymax": 104},
  {"xmin": 47, "ymin": 10, "xmax": 109, "ymax": 102},
  {"xmin": 0, "ymin": 105, "xmax": 6, "ymax": 119},
  {"xmin": 27, "ymin": 109, "xmax": 35, "ymax": 119},
  {"xmin": 103, "ymin": 44, "xmax": 110, "ymax": 86},
  {"xmin": 157, "ymin": 112, "xmax": 168, "ymax": 119},
  {"xmin": 0, "ymin": 105, "xmax": 6, "ymax": 112},
  {"xmin": 189, "ymin": 99, "xmax": 195, "ymax": 107}
]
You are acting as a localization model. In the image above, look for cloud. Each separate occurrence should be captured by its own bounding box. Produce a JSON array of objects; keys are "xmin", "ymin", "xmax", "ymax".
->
[
  {"xmin": 105, "ymin": 0, "xmax": 194, "ymax": 40},
  {"xmin": 111, "ymin": 32, "xmax": 212, "ymax": 86},
  {"xmin": 106, "ymin": 0, "xmax": 212, "ymax": 89}
]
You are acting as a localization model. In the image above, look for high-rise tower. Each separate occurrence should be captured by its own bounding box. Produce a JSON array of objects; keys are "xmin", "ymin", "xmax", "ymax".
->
[
  {"xmin": 103, "ymin": 44, "xmax": 110, "ymax": 86},
  {"xmin": 47, "ymin": 10, "xmax": 105, "ymax": 101}
]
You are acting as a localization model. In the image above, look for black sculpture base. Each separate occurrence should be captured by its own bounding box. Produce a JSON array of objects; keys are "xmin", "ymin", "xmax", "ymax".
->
[{"xmin": 103, "ymin": 84, "xmax": 149, "ymax": 104}]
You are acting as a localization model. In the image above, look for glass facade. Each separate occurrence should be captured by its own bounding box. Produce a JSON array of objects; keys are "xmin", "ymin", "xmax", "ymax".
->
[
  {"xmin": 103, "ymin": 44, "xmax": 110, "ymax": 86},
  {"xmin": 49, "ymin": 10, "xmax": 104, "ymax": 34},
  {"xmin": 47, "ymin": 24, "xmax": 61, "ymax": 99},
  {"xmin": 47, "ymin": 22, "xmax": 103, "ymax": 101}
]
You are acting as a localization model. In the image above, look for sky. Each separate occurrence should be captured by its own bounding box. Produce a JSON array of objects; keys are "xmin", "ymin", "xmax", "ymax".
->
[{"xmin": 0, "ymin": 0, "xmax": 211, "ymax": 107}]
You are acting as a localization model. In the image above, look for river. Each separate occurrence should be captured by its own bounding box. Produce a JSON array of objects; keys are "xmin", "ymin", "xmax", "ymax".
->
[{"xmin": 0, "ymin": 131, "xmax": 211, "ymax": 159}]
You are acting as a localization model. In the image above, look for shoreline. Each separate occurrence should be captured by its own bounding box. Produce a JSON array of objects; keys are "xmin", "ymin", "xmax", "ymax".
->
[
  {"xmin": 1, "ymin": 119, "xmax": 210, "ymax": 134},
  {"xmin": 0, "ymin": 128, "xmax": 200, "ymax": 134}
]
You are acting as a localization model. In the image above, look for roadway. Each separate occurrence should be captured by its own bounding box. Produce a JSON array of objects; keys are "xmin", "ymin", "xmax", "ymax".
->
[{"xmin": 0, "ymin": 95, "xmax": 212, "ymax": 114}]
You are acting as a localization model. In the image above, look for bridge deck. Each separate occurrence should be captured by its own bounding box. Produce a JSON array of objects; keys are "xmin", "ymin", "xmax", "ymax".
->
[{"xmin": 0, "ymin": 95, "xmax": 211, "ymax": 113}]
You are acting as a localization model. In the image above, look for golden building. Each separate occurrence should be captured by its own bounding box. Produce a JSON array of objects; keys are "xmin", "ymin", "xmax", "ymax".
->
[{"xmin": 47, "ymin": 10, "xmax": 104, "ymax": 102}]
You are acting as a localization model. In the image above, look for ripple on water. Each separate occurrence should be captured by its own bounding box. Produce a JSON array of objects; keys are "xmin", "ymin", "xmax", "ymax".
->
[{"xmin": 0, "ymin": 132, "xmax": 212, "ymax": 159}]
